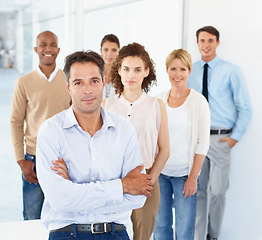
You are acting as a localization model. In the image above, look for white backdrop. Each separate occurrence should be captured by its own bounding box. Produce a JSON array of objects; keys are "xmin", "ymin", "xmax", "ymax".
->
[
  {"xmin": 184, "ymin": 0, "xmax": 262, "ymax": 239},
  {"xmin": 2, "ymin": 0, "xmax": 262, "ymax": 239}
]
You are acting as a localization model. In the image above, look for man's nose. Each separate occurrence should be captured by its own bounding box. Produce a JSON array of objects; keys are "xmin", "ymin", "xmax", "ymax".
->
[
  {"xmin": 203, "ymin": 41, "xmax": 209, "ymax": 48},
  {"xmin": 45, "ymin": 45, "xmax": 52, "ymax": 52},
  {"xmin": 83, "ymin": 83, "xmax": 92, "ymax": 94}
]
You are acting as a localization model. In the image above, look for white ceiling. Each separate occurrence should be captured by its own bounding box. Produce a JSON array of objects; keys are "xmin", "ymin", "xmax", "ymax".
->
[
  {"xmin": 0, "ymin": 0, "xmax": 142, "ymax": 14},
  {"xmin": 0, "ymin": 0, "xmax": 31, "ymax": 13}
]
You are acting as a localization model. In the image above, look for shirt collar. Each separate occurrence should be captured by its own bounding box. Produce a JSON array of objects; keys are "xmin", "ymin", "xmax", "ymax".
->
[
  {"xmin": 63, "ymin": 106, "xmax": 115, "ymax": 131},
  {"xmin": 63, "ymin": 106, "xmax": 78, "ymax": 129},
  {"xmin": 119, "ymin": 92, "xmax": 146, "ymax": 106},
  {"xmin": 200, "ymin": 55, "xmax": 219, "ymax": 69},
  {"xmin": 100, "ymin": 107, "xmax": 115, "ymax": 132},
  {"xmin": 36, "ymin": 65, "xmax": 59, "ymax": 82}
]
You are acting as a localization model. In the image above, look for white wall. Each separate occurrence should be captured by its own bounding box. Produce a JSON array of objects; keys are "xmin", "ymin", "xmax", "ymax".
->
[
  {"xmin": 82, "ymin": 0, "xmax": 183, "ymax": 96},
  {"xmin": 185, "ymin": 0, "xmax": 262, "ymax": 239},
  {"xmin": 15, "ymin": 0, "xmax": 183, "ymax": 79},
  {"xmin": 2, "ymin": 0, "xmax": 262, "ymax": 238}
]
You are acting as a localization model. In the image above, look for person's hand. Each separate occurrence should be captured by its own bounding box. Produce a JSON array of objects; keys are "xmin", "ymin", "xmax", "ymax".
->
[
  {"xmin": 121, "ymin": 165, "xmax": 153, "ymax": 197},
  {"xmin": 51, "ymin": 157, "xmax": 70, "ymax": 180},
  {"xmin": 219, "ymin": 137, "xmax": 238, "ymax": 149},
  {"xmin": 183, "ymin": 176, "xmax": 197, "ymax": 198},
  {"xmin": 18, "ymin": 159, "xmax": 38, "ymax": 184}
]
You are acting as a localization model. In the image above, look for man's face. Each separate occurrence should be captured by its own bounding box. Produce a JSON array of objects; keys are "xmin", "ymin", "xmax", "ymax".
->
[
  {"xmin": 197, "ymin": 31, "xmax": 220, "ymax": 62},
  {"xmin": 34, "ymin": 32, "xmax": 60, "ymax": 66},
  {"xmin": 67, "ymin": 62, "xmax": 104, "ymax": 117}
]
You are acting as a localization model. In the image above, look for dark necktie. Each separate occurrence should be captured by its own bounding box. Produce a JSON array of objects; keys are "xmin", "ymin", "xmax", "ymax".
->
[{"xmin": 202, "ymin": 63, "xmax": 209, "ymax": 101}]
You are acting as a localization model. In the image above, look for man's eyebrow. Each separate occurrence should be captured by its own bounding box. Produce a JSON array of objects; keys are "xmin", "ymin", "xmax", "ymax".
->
[
  {"xmin": 91, "ymin": 76, "xmax": 100, "ymax": 80},
  {"xmin": 72, "ymin": 78, "xmax": 82, "ymax": 83},
  {"xmin": 72, "ymin": 77, "xmax": 100, "ymax": 82}
]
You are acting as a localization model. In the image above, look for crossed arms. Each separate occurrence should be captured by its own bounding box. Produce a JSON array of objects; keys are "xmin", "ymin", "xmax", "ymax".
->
[{"xmin": 36, "ymin": 116, "xmax": 152, "ymax": 214}]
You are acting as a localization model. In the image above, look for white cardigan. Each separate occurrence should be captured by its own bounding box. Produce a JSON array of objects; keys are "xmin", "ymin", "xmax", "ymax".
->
[{"xmin": 157, "ymin": 89, "xmax": 210, "ymax": 175}]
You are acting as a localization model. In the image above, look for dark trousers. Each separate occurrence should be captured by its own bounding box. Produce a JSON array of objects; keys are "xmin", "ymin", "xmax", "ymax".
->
[{"xmin": 49, "ymin": 229, "xmax": 130, "ymax": 240}]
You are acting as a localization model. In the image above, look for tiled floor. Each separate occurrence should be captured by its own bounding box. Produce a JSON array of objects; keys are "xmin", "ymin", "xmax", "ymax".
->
[{"xmin": 0, "ymin": 68, "xmax": 23, "ymax": 222}]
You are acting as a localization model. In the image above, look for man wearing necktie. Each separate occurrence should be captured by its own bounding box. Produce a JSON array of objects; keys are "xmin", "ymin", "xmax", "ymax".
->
[{"xmin": 187, "ymin": 26, "xmax": 252, "ymax": 240}]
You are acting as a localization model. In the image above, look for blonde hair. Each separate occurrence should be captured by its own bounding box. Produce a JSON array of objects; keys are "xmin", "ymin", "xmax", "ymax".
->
[{"xmin": 166, "ymin": 49, "xmax": 192, "ymax": 71}]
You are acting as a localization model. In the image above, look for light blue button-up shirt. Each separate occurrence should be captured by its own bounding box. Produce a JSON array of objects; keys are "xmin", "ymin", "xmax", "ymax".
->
[
  {"xmin": 187, "ymin": 56, "xmax": 251, "ymax": 141},
  {"xmin": 36, "ymin": 106, "xmax": 146, "ymax": 231}
]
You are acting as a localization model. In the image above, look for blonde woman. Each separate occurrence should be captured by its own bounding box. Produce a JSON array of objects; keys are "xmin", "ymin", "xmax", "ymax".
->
[{"xmin": 153, "ymin": 49, "xmax": 210, "ymax": 240}]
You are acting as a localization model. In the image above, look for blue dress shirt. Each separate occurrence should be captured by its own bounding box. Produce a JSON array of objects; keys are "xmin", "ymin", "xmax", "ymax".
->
[
  {"xmin": 187, "ymin": 56, "xmax": 252, "ymax": 141},
  {"xmin": 36, "ymin": 106, "xmax": 146, "ymax": 231}
]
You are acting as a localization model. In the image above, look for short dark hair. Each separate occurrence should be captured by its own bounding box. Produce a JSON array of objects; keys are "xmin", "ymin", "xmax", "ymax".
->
[
  {"xmin": 100, "ymin": 34, "xmax": 120, "ymax": 48},
  {"xmin": 196, "ymin": 26, "xmax": 220, "ymax": 41},
  {"xmin": 63, "ymin": 50, "xmax": 104, "ymax": 84},
  {"xmin": 110, "ymin": 42, "xmax": 156, "ymax": 95}
]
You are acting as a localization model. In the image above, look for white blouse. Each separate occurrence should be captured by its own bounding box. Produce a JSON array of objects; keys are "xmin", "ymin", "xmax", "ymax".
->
[
  {"xmin": 162, "ymin": 102, "xmax": 190, "ymax": 177},
  {"xmin": 104, "ymin": 93, "xmax": 161, "ymax": 169}
]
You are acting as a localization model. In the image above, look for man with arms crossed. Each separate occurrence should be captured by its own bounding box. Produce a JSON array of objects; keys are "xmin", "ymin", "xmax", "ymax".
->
[
  {"xmin": 187, "ymin": 26, "xmax": 252, "ymax": 240},
  {"xmin": 10, "ymin": 31, "xmax": 71, "ymax": 220},
  {"xmin": 36, "ymin": 50, "xmax": 152, "ymax": 239}
]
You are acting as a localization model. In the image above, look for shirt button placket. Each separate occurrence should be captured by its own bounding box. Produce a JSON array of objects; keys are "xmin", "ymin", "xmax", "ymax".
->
[
  {"xmin": 90, "ymin": 138, "xmax": 96, "ymax": 181},
  {"xmin": 128, "ymin": 103, "xmax": 132, "ymax": 118}
]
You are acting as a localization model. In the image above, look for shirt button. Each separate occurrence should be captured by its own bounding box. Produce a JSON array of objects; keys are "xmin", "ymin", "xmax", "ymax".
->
[
  {"xmin": 128, "ymin": 114, "xmax": 130, "ymax": 117},
  {"xmin": 130, "ymin": 103, "xmax": 132, "ymax": 106}
]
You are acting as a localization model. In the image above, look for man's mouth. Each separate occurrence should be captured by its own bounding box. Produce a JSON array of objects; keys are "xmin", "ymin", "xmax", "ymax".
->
[
  {"xmin": 202, "ymin": 49, "xmax": 210, "ymax": 54},
  {"xmin": 82, "ymin": 96, "xmax": 95, "ymax": 102}
]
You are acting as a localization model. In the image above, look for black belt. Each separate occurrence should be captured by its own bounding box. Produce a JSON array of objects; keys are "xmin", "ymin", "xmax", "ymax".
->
[
  {"xmin": 51, "ymin": 223, "xmax": 125, "ymax": 234},
  {"xmin": 210, "ymin": 129, "xmax": 232, "ymax": 135}
]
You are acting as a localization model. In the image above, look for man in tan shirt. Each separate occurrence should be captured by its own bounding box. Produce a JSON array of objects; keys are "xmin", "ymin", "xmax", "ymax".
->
[{"xmin": 10, "ymin": 30, "xmax": 71, "ymax": 220}]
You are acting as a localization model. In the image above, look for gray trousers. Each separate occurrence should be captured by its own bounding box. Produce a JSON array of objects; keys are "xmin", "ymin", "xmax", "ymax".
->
[{"xmin": 194, "ymin": 134, "xmax": 231, "ymax": 240}]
